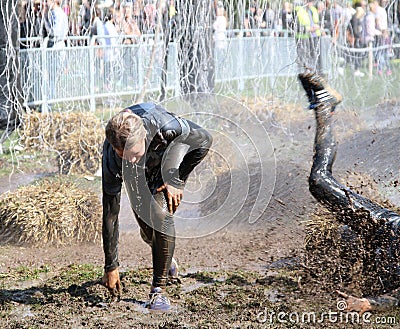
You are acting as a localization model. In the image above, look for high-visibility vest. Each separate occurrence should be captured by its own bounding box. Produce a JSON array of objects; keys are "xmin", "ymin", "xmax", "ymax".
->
[{"xmin": 295, "ymin": 5, "xmax": 321, "ymax": 38}]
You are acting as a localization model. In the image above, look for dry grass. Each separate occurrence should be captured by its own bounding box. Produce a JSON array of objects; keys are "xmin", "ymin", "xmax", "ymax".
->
[
  {"xmin": 0, "ymin": 177, "xmax": 101, "ymax": 246},
  {"xmin": 245, "ymin": 96, "xmax": 305, "ymax": 123},
  {"xmin": 20, "ymin": 112, "xmax": 104, "ymax": 175}
]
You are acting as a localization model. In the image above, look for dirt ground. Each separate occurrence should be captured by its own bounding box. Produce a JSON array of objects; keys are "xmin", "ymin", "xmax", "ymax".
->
[{"xmin": 1, "ymin": 99, "xmax": 400, "ymax": 328}]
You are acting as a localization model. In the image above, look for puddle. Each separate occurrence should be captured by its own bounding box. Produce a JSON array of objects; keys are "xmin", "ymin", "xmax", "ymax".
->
[
  {"xmin": 264, "ymin": 288, "xmax": 284, "ymax": 302},
  {"xmin": 131, "ymin": 301, "xmax": 179, "ymax": 314},
  {"xmin": 181, "ymin": 281, "xmax": 213, "ymax": 293},
  {"xmin": 264, "ymin": 256, "xmax": 301, "ymax": 270},
  {"xmin": 180, "ymin": 267, "xmax": 227, "ymax": 293}
]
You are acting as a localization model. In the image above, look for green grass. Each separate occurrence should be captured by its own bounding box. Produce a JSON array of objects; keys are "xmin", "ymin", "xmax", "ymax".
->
[
  {"xmin": 333, "ymin": 60, "xmax": 400, "ymax": 110},
  {"xmin": 0, "ymin": 265, "xmax": 51, "ymax": 282},
  {"xmin": 49, "ymin": 264, "xmax": 102, "ymax": 285}
]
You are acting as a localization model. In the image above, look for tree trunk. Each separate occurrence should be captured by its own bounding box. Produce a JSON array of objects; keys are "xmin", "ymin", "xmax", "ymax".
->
[{"xmin": 0, "ymin": 0, "xmax": 21, "ymax": 143}]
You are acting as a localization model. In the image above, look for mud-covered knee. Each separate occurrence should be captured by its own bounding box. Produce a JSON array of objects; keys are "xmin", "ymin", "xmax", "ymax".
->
[{"xmin": 103, "ymin": 192, "xmax": 121, "ymax": 216}]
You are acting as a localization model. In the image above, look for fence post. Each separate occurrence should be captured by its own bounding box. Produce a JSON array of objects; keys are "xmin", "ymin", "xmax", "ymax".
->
[
  {"xmin": 89, "ymin": 41, "xmax": 95, "ymax": 112},
  {"xmin": 238, "ymin": 34, "xmax": 244, "ymax": 91},
  {"xmin": 172, "ymin": 42, "xmax": 180, "ymax": 97},
  {"xmin": 138, "ymin": 43, "xmax": 144, "ymax": 94},
  {"xmin": 41, "ymin": 45, "xmax": 49, "ymax": 113},
  {"xmin": 368, "ymin": 41, "xmax": 373, "ymax": 78}
]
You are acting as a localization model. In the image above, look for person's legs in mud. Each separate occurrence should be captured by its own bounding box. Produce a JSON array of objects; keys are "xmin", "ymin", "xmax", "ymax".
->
[
  {"xmin": 298, "ymin": 71, "xmax": 399, "ymax": 237},
  {"xmin": 298, "ymin": 71, "xmax": 400, "ymax": 308}
]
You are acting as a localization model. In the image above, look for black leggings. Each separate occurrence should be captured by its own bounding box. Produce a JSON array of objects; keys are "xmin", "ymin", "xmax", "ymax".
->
[
  {"xmin": 310, "ymin": 105, "xmax": 400, "ymax": 286},
  {"xmin": 134, "ymin": 191, "xmax": 175, "ymax": 288}
]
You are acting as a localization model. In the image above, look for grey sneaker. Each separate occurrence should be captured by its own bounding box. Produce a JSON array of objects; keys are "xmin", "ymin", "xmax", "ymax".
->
[
  {"xmin": 298, "ymin": 72, "xmax": 342, "ymax": 109},
  {"xmin": 147, "ymin": 287, "xmax": 171, "ymax": 311}
]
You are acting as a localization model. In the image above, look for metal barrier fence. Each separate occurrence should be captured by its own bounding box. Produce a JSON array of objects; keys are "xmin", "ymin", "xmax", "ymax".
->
[{"xmin": 19, "ymin": 33, "xmax": 333, "ymax": 112}]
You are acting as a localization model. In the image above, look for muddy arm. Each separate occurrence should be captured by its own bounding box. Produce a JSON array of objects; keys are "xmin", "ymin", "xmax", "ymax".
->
[
  {"xmin": 177, "ymin": 121, "xmax": 213, "ymax": 183},
  {"xmin": 161, "ymin": 119, "xmax": 213, "ymax": 189},
  {"xmin": 102, "ymin": 192, "xmax": 121, "ymax": 272}
]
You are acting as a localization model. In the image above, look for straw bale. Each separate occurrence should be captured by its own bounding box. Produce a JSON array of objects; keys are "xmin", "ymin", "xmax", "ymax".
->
[
  {"xmin": 20, "ymin": 112, "xmax": 104, "ymax": 175},
  {"xmin": 0, "ymin": 178, "xmax": 101, "ymax": 246}
]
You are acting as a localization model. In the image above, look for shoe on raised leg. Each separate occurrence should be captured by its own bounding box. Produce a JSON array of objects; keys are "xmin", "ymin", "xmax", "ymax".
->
[
  {"xmin": 298, "ymin": 72, "xmax": 342, "ymax": 109},
  {"xmin": 298, "ymin": 74, "xmax": 318, "ymax": 109}
]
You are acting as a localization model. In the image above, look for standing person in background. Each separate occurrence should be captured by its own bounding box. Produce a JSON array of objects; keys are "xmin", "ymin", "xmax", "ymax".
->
[
  {"xmin": 91, "ymin": 7, "xmax": 105, "ymax": 45},
  {"xmin": 133, "ymin": 0, "xmax": 144, "ymax": 35},
  {"xmin": 213, "ymin": 1, "xmax": 228, "ymax": 51},
  {"xmin": 244, "ymin": 1, "xmax": 256, "ymax": 36},
  {"xmin": 78, "ymin": 0, "xmax": 92, "ymax": 36},
  {"xmin": 294, "ymin": 0, "xmax": 323, "ymax": 73},
  {"xmin": 122, "ymin": 11, "xmax": 141, "ymax": 44},
  {"xmin": 343, "ymin": 0, "xmax": 356, "ymax": 31},
  {"xmin": 320, "ymin": 0, "xmax": 333, "ymax": 35},
  {"xmin": 46, "ymin": 0, "xmax": 69, "ymax": 48},
  {"xmin": 62, "ymin": 0, "xmax": 70, "ymax": 17},
  {"xmin": 330, "ymin": 0, "xmax": 343, "ymax": 44},
  {"xmin": 143, "ymin": 0, "xmax": 156, "ymax": 34},
  {"xmin": 264, "ymin": 2, "xmax": 275, "ymax": 30},
  {"xmin": 31, "ymin": 0, "xmax": 45, "ymax": 44},
  {"xmin": 102, "ymin": 10, "xmax": 120, "ymax": 91},
  {"xmin": 167, "ymin": 0, "xmax": 177, "ymax": 41},
  {"xmin": 44, "ymin": 0, "xmax": 69, "ymax": 109},
  {"xmin": 316, "ymin": 1, "xmax": 328, "ymax": 35},
  {"xmin": 19, "ymin": 1, "xmax": 29, "ymax": 49},
  {"xmin": 376, "ymin": 29, "xmax": 393, "ymax": 75},
  {"xmin": 373, "ymin": 0, "xmax": 388, "ymax": 33},
  {"xmin": 281, "ymin": 1, "xmax": 294, "ymax": 33},
  {"xmin": 254, "ymin": 6, "xmax": 267, "ymax": 30},
  {"xmin": 364, "ymin": 2, "xmax": 382, "ymax": 50},
  {"xmin": 350, "ymin": 6, "xmax": 366, "ymax": 76},
  {"xmin": 371, "ymin": 0, "xmax": 390, "ymax": 75},
  {"xmin": 336, "ymin": 0, "xmax": 356, "ymax": 76}
]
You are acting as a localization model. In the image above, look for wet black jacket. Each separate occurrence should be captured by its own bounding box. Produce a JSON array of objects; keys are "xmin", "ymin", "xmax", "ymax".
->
[
  {"xmin": 102, "ymin": 102, "xmax": 212, "ymax": 195},
  {"xmin": 102, "ymin": 102, "xmax": 212, "ymax": 271}
]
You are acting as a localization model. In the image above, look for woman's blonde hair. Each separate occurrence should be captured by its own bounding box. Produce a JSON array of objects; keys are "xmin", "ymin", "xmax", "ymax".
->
[{"xmin": 105, "ymin": 111, "xmax": 146, "ymax": 150}]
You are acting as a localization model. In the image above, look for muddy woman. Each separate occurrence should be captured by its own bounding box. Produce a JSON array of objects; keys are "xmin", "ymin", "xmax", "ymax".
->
[
  {"xmin": 101, "ymin": 103, "xmax": 212, "ymax": 310},
  {"xmin": 298, "ymin": 72, "xmax": 400, "ymax": 314}
]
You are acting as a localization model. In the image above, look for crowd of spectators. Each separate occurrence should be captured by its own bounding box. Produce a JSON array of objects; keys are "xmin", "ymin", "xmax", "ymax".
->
[
  {"xmin": 19, "ymin": 0, "xmax": 180, "ymax": 47},
  {"xmin": 19, "ymin": 1, "xmax": 400, "ymax": 41},
  {"xmin": 243, "ymin": 0, "xmax": 399, "ymax": 76},
  {"xmin": 19, "ymin": 0, "xmax": 400, "ymax": 75}
]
